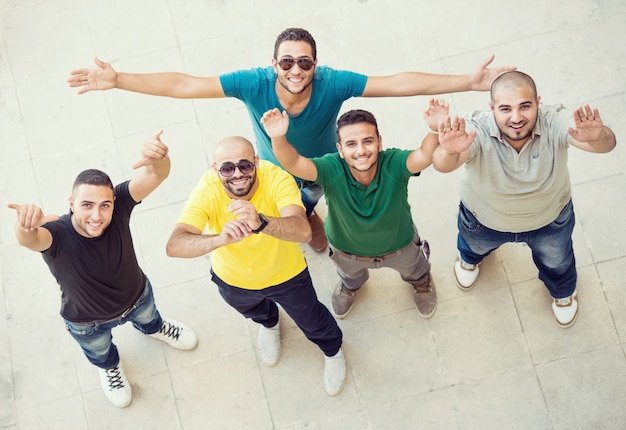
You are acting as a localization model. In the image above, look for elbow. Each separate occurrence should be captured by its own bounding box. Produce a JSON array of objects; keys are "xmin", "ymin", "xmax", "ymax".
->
[
  {"xmin": 302, "ymin": 230, "xmax": 312, "ymax": 243},
  {"xmin": 165, "ymin": 241, "xmax": 178, "ymax": 257}
]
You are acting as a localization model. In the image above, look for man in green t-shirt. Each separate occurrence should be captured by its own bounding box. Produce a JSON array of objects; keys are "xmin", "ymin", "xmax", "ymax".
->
[{"xmin": 261, "ymin": 101, "xmax": 446, "ymax": 319}]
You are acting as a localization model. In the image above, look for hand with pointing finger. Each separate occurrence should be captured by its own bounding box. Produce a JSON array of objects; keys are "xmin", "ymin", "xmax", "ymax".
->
[
  {"xmin": 7, "ymin": 203, "xmax": 59, "ymax": 232},
  {"xmin": 132, "ymin": 130, "xmax": 169, "ymax": 170}
]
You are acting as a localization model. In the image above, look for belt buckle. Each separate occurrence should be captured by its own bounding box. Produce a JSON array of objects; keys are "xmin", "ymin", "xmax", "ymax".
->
[{"xmin": 120, "ymin": 306, "xmax": 133, "ymax": 318}]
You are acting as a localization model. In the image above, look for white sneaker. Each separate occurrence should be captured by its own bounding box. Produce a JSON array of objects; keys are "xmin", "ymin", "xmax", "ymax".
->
[
  {"xmin": 324, "ymin": 348, "xmax": 347, "ymax": 396},
  {"xmin": 149, "ymin": 318, "xmax": 198, "ymax": 350},
  {"xmin": 454, "ymin": 255, "xmax": 480, "ymax": 290},
  {"xmin": 552, "ymin": 290, "xmax": 578, "ymax": 328},
  {"xmin": 258, "ymin": 323, "xmax": 281, "ymax": 366},
  {"xmin": 98, "ymin": 363, "xmax": 132, "ymax": 408}
]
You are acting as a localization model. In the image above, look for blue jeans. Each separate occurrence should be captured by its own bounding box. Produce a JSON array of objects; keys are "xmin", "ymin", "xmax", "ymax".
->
[
  {"xmin": 457, "ymin": 200, "xmax": 577, "ymax": 299},
  {"xmin": 211, "ymin": 267, "xmax": 343, "ymax": 357},
  {"xmin": 64, "ymin": 279, "xmax": 163, "ymax": 369},
  {"xmin": 297, "ymin": 181, "xmax": 324, "ymax": 217}
]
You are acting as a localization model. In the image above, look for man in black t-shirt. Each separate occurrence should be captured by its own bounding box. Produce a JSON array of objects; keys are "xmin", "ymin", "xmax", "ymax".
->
[{"xmin": 8, "ymin": 131, "xmax": 198, "ymax": 408}]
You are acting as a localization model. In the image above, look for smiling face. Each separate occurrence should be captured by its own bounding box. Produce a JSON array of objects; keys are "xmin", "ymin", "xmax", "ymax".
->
[
  {"xmin": 213, "ymin": 137, "xmax": 259, "ymax": 199},
  {"xmin": 336, "ymin": 122, "xmax": 382, "ymax": 176},
  {"xmin": 69, "ymin": 184, "xmax": 115, "ymax": 238},
  {"xmin": 273, "ymin": 40, "xmax": 317, "ymax": 95},
  {"xmin": 490, "ymin": 85, "xmax": 540, "ymax": 148}
]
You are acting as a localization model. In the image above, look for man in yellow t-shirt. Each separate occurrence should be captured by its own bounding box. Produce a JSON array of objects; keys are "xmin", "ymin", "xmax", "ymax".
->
[{"xmin": 166, "ymin": 136, "xmax": 346, "ymax": 396}]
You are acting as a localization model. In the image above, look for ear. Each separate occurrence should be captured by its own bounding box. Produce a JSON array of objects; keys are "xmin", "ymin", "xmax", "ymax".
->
[
  {"xmin": 271, "ymin": 58, "xmax": 279, "ymax": 73},
  {"xmin": 254, "ymin": 155, "xmax": 260, "ymax": 168},
  {"xmin": 536, "ymin": 95, "xmax": 541, "ymax": 105},
  {"xmin": 212, "ymin": 163, "xmax": 219, "ymax": 174},
  {"xmin": 489, "ymin": 101, "xmax": 495, "ymax": 112},
  {"xmin": 378, "ymin": 134, "xmax": 383, "ymax": 152},
  {"xmin": 336, "ymin": 142, "xmax": 344, "ymax": 159}
]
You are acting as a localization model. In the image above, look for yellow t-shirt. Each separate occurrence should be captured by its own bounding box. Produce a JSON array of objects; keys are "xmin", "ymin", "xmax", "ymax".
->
[{"xmin": 177, "ymin": 161, "xmax": 307, "ymax": 289}]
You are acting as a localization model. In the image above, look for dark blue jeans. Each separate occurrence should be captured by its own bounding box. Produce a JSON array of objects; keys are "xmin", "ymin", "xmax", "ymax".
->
[
  {"xmin": 64, "ymin": 279, "xmax": 163, "ymax": 369},
  {"xmin": 211, "ymin": 267, "xmax": 342, "ymax": 357},
  {"xmin": 297, "ymin": 181, "xmax": 324, "ymax": 217},
  {"xmin": 457, "ymin": 200, "xmax": 577, "ymax": 299}
]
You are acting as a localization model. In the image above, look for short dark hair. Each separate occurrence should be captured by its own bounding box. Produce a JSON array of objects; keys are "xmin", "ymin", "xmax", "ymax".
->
[
  {"xmin": 336, "ymin": 109, "xmax": 380, "ymax": 141},
  {"xmin": 72, "ymin": 169, "xmax": 114, "ymax": 194},
  {"xmin": 273, "ymin": 28, "xmax": 317, "ymax": 59},
  {"xmin": 490, "ymin": 71, "xmax": 538, "ymax": 101}
]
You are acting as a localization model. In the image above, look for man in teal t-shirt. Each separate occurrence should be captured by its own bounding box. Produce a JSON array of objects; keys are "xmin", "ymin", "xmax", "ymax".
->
[
  {"xmin": 69, "ymin": 28, "xmax": 514, "ymax": 255},
  {"xmin": 261, "ymin": 103, "xmax": 447, "ymax": 320}
]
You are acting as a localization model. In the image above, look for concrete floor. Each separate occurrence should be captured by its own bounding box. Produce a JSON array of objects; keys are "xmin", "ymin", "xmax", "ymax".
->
[{"xmin": 1, "ymin": 0, "xmax": 625, "ymax": 429}]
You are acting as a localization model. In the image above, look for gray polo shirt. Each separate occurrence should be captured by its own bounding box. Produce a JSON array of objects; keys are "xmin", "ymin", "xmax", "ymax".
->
[{"xmin": 460, "ymin": 103, "xmax": 573, "ymax": 232}]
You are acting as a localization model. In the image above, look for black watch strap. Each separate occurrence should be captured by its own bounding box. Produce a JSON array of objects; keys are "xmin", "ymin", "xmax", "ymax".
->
[{"xmin": 252, "ymin": 213, "xmax": 269, "ymax": 234}]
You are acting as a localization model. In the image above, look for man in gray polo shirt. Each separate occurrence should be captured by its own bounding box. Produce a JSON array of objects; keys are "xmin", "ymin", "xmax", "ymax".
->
[{"xmin": 431, "ymin": 71, "xmax": 616, "ymax": 328}]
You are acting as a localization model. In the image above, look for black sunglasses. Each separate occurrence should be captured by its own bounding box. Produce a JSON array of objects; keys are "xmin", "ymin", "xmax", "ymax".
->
[
  {"xmin": 277, "ymin": 57, "xmax": 315, "ymax": 71},
  {"xmin": 218, "ymin": 160, "xmax": 255, "ymax": 177}
]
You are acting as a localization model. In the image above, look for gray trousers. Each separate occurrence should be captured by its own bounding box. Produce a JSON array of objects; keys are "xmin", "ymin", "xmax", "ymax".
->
[{"xmin": 328, "ymin": 227, "xmax": 430, "ymax": 291}]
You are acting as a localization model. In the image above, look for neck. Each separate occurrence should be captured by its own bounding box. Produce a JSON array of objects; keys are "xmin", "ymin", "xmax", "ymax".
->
[{"xmin": 350, "ymin": 165, "xmax": 378, "ymax": 188}]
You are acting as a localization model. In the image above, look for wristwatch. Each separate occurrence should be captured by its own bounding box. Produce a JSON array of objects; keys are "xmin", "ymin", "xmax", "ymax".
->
[{"xmin": 251, "ymin": 213, "xmax": 269, "ymax": 234}]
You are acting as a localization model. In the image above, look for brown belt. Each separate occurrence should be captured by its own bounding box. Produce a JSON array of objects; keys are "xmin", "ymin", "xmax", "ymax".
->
[{"xmin": 332, "ymin": 247, "xmax": 401, "ymax": 263}]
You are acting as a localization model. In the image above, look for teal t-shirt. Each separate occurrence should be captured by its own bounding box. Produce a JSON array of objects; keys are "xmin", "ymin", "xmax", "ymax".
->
[
  {"xmin": 220, "ymin": 66, "xmax": 367, "ymax": 167},
  {"xmin": 312, "ymin": 149, "xmax": 417, "ymax": 256}
]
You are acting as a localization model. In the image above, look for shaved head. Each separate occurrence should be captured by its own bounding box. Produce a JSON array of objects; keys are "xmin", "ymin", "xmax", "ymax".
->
[
  {"xmin": 490, "ymin": 71, "xmax": 537, "ymax": 102},
  {"xmin": 214, "ymin": 136, "xmax": 256, "ymax": 163}
]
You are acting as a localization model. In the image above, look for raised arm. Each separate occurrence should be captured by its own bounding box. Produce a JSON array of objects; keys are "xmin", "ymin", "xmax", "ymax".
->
[
  {"xmin": 432, "ymin": 116, "xmax": 476, "ymax": 173},
  {"xmin": 406, "ymin": 98, "xmax": 450, "ymax": 173},
  {"xmin": 567, "ymin": 104, "xmax": 616, "ymax": 153},
  {"xmin": 128, "ymin": 130, "xmax": 171, "ymax": 202},
  {"xmin": 362, "ymin": 55, "xmax": 516, "ymax": 97},
  {"xmin": 7, "ymin": 203, "xmax": 58, "ymax": 252},
  {"xmin": 67, "ymin": 57, "xmax": 226, "ymax": 98},
  {"xmin": 260, "ymin": 108, "xmax": 318, "ymax": 181}
]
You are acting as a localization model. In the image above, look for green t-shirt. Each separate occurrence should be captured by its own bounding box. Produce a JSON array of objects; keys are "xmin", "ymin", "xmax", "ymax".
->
[{"xmin": 312, "ymin": 148, "xmax": 417, "ymax": 256}]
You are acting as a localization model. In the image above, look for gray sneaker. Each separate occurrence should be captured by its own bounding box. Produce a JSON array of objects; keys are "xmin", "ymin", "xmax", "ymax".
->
[
  {"xmin": 411, "ymin": 273, "xmax": 437, "ymax": 319},
  {"xmin": 331, "ymin": 282, "xmax": 358, "ymax": 319}
]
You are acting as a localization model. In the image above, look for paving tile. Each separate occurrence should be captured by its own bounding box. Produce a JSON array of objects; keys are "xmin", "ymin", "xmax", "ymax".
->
[
  {"xmin": 453, "ymin": 367, "xmax": 551, "ymax": 430},
  {"xmin": 2, "ymin": 1, "xmax": 625, "ymax": 429},
  {"xmin": 536, "ymin": 346, "xmax": 626, "ymax": 429},
  {"xmin": 429, "ymin": 287, "xmax": 532, "ymax": 385}
]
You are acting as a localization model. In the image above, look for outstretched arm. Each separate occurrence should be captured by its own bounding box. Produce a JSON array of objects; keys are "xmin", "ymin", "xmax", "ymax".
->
[
  {"xmin": 362, "ymin": 54, "xmax": 516, "ymax": 97},
  {"xmin": 67, "ymin": 57, "xmax": 226, "ymax": 98},
  {"xmin": 432, "ymin": 116, "xmax": 476, "ymax": 173},
  {"xmin": 567, "ymin": 105, "xmax": 616, "ymax": 153},
  {"xmin": 7, "ymin": 203, "xmax": 57, "ymax": 252},
  {"xmin": 261, "ymin": 108, "xmax": 318, "ymax": 181},
  {"xmin": 128, "ymin": 130, "xmax": 171, "ymax": 202}
]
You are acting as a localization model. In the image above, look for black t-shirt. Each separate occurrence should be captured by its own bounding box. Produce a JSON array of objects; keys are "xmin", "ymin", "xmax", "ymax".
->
[{"xmin": 41, "ymin": 181, "xmax": 145, "ymax": 322}]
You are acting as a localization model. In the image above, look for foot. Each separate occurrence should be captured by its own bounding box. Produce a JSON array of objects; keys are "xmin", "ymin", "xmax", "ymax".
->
[
  {"xmin": 149, "ymin": 318, "xmax": 198, "ymax": 350},
  {"xmin": 331, "ymin": 282, "xmax": 358, "ymax": 319},
  {"xmin": 307, "ymin": 211, "xmax": 328, "ymax": 252},
  {"xmin": 552, "ymin": 290, "xmax": 578, "ymax": 328},
  {"xmin": 98, "ymin": 363, "xmax": 132, "ymax": 408},
  {"xmin": 454, "ymin": 254, "xmax": 480, "ymax": 290},
  {"xmin": 324, "ymin": 348, "xmax": 347, "ymax": 396},
  {"xmin": 411, "ymin": 273, "xmax": 438, "ymax": 319},
  {"xmin": 258, "ymin": 323, "xmax": 281, "ymax": 366}
]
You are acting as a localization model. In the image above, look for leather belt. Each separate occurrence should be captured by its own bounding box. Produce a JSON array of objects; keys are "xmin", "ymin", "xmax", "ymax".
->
[{"xmin": 333, "ymin": 248, "xmax": 401, "ymax": 263}]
